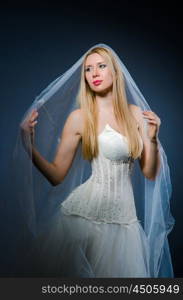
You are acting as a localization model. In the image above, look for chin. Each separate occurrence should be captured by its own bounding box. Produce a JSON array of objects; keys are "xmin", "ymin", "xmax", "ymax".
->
[
  {"xmin": 91, "ymin": 84, "xmax": 109, "ymax": 91},
  {"xmin": 95, "ymin": 86, "xmax": 112, "ymax": 94}
]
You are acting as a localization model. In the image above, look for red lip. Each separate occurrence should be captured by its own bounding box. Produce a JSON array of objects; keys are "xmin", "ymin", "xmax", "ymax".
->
[{"xmin": 93, "ymin": 80, "xmax": 103, "ymax": 86}]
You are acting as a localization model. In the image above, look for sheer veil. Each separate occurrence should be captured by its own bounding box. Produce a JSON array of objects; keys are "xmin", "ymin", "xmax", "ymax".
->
[{"xmin": 12, "ymin": 43, "xmax": 175, "ymax": 277}]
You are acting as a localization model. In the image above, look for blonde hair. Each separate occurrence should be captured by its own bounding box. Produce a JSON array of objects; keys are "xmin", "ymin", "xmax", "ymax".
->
[{"xmin": 76, "ymin": 46, "xmax": 143, "ymax": 161}]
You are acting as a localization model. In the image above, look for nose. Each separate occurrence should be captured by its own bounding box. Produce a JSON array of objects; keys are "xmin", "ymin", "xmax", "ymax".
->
[{"xmin": 92, "ymin": 66, "xmax": 99, "ymax": 77}]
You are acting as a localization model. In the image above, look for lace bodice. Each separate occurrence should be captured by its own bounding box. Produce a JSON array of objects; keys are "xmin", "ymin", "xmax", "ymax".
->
[{"xmin": 61, "ymin": 124, "xmax": 139, "ymax": 225}]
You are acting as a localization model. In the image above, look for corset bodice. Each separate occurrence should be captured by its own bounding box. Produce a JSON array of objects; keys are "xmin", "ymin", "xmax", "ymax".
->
[{"xmin": 61, "ymin": 124, "xmax": 140, "ymax": 224}]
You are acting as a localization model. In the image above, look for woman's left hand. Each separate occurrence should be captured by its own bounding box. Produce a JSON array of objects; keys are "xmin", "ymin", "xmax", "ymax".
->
[{"xmin": 142, "ymin": 111, "xmax": 161, "ymax": 140}]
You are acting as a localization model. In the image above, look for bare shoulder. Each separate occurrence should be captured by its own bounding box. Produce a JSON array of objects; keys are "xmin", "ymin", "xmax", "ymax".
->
[
  {"xmin": 128, "ymin": 103, "xmax": 142, "ymax": 121},
  {"xmin": 68, "ymin": 108, "xmax": 84, "ymax": 121},
  {"xmin": 128, "ymin": 103, "xmax": 149, "ymax": 143},
  {"xmin": 128, "ymin": 103, "xmax": 141, "ymax": 113},
  {"xmin": 64, "ymin": 108, "xmax": 84, "ymax": 137}
]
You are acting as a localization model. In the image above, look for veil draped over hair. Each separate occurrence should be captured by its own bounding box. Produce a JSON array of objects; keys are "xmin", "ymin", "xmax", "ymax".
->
[{"xmin": 13, "ymin": 43, "xmax": 174, "ymax": 277}]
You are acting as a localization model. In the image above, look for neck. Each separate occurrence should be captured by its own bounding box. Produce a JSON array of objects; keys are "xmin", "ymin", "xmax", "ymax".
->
[{"xmin": 95, "ymin": 89, "xmax": 114, "ymax": 112}]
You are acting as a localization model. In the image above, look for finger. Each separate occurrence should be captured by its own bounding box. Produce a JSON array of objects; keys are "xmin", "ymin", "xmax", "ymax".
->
[
  {"xmin": 30, "ymin": 113, "xmax": 39, "ymax": 122},
  {"xmin": 148, "ymin": 121, "xmax": 157, "ymax": 125},
  {"xmin": 29, "ymin": 120, "xmax": 38, "ymax": 127},
  {"xmin": 149, "ymin": 112, "xmax": 157, "ymax": 117},
  {"xmin": 30, "ymin": 110, "xmax": 38, "ymax": 119},
  {"xmin": 143, "ymin": 116, "xmax": 156, "ymax": 121},
  {"xmin": 29, "ymin": 109, "xmax": 36, "ymax": 117},
  {"xmin": 33, "ymin": 109, "xmax": 38, "ymax": 115},
  {"xmin": 30, "ymin": 117, "xmax": 37, "ymax": 123},
  {"xmin": 143, "ymin": 111, "xmax": 155, "ymax": 116}
]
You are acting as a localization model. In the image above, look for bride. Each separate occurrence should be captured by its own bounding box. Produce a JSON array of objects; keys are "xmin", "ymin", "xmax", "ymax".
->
[{"xmin": 18, "ymin": 44, "xmax": 174, "ymax": 277}]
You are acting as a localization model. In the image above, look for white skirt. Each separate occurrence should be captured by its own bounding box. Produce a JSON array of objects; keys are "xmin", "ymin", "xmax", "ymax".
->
[{"xmin": 24, "ymin": 208, "xmax": 151, "ymax": 278}]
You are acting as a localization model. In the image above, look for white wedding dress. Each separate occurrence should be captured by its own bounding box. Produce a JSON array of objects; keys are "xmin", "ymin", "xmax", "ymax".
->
[{"xmin": 31, "ymin": 123, "xmax": 151, "ymax": 277}]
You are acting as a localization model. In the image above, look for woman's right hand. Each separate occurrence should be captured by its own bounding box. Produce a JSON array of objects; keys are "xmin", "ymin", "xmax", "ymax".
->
[{"xmin": 20, "ymin": 109, "xmax": 39, "ymax": 147}]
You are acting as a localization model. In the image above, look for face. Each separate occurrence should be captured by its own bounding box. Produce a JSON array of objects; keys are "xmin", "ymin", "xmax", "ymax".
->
[{"xmin": 84, "ymin": 53, "xmax": 113, "ymax": 94}]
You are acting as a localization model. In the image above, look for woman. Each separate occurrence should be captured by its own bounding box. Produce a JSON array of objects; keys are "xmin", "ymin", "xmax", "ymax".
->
[{"xmin": 17, "ymin": 44, "xmax": 174, "ymax": 277}]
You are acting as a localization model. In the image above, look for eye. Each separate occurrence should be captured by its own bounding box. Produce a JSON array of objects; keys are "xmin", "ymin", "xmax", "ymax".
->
[
  {"xmin": 84, "ymin": 67, "xmax": 91, "ymax": 72},
  {"xmin": 99, "ymin": 64, "xmax": 107, "ymax": 69}
]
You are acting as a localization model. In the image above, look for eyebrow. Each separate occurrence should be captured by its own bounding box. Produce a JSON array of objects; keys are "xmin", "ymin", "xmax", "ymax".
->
[{"xmin": 85, "ymin": 61, "xmax": 106, "ymax": 67}]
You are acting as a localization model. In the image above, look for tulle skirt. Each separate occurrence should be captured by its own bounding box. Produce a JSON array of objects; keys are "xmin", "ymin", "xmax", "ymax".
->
[{"xmin": 20, "ymin": 208, "xmax": 151, "ymax": 278}]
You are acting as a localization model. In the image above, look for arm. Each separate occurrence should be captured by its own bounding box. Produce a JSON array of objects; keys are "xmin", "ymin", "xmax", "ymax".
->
[
  {"xmin": 51, "ymin": 109, "xmax": 83, "ymax": 185},
  {"xmin": 21, "ymin": 109, "xmax": 83, "ymax": 186},
  {"xmin": 129, "ymin": 104, "xmax": 161, "ymax": 181}
]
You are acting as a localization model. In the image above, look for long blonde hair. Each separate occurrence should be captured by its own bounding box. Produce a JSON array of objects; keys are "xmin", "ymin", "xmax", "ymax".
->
[{"xmin": 76, "ymin": 46, "xmax": 143, "ymax": 161}]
